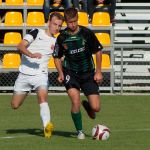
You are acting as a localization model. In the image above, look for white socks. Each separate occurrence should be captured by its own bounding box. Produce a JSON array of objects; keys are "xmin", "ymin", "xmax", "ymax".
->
[{"xmin": 40, "ymin": 102, "xmax": 50, "ymax": 128}]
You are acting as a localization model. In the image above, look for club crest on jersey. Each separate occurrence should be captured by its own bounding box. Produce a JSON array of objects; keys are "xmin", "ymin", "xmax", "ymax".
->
[{"xmin": 63, "ymin": 43, "xmax": 68, "ymax": 50}]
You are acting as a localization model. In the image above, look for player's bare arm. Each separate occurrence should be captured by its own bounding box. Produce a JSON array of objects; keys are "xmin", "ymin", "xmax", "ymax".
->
[
  {"xmin": 17, "ymin": 40, "xmax": 42, "ymax": 59},
  {"xmin": 54, "ymin": 58, "xmax": 64, "ymax": 83},
  {"xmin": 94, "ymin": 51, "xmax": 103, "ymax": 83}
]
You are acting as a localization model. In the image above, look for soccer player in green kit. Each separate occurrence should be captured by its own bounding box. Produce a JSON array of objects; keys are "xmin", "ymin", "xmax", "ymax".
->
[{"xmin": 53, "ymin": 7, "xmax": 103, "ymax": 139}]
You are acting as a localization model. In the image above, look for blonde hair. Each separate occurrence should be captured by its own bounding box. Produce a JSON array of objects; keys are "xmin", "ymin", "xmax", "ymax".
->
[{"xmin": 49, "ymin": 12, "xmax": 64, "ymax": 22}]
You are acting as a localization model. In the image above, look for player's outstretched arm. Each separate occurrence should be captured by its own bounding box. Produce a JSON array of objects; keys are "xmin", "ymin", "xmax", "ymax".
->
[
  {"xmin": 17, "ymin": 40, "xmax": 42, "ymax": 59},
  {"xmin": 94, "ymin": 51, "xmax": 103, "ymax": 84},
  {"xmin": 54, "ymin": 58, "xmax": 64, "ymax": 83}
]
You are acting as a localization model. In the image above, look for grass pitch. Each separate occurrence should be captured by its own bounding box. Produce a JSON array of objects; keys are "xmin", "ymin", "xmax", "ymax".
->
[{"xmin": 0, "ymin": 95, "xmax": 150, "ymax": 150}]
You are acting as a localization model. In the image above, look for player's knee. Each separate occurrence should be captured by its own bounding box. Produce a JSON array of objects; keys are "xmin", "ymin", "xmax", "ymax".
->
[
  {"xmin": 93, "ymin": 106, "xmax": 101, "ymax": 112},
  {"xmin": 11, "ymin": 102, "xmax": 19, "ymax": 109},
  {"xmin": 38, "ymin": 98, "xmax": 47, "ymax": 104}
]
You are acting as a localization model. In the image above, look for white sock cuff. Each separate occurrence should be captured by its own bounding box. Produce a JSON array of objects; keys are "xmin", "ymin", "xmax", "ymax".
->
[{"xmin": 40, "ymin": 102, "xmax": 49, "ymax": 108}]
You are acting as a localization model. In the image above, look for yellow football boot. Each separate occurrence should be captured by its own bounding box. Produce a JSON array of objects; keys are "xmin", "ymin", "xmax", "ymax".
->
[{"xmin": 44, "ymin": 122, "xmax": 54, "ymax": 138}]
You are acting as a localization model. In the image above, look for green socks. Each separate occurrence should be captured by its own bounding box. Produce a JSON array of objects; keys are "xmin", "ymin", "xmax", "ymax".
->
[{"xmin": 71, "ymin": 111, "xmax": 83, "ymax": 131}]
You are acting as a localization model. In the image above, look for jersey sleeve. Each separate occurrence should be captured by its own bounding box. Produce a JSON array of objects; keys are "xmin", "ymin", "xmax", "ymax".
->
[
  {"xmin": 52, "ymin": 35, "xmax": 64, "ymax": 58},
  {"xmin": 23, "ymin": 28, "xmax": 39, "ymax": 44},
  {"xmin": 87, "ymin": 29, "xmax": 103, "ymax": 54}
]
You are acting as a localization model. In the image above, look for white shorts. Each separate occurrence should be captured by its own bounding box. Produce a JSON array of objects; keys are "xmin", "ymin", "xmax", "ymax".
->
[{"xmin": 14, "ymin": 73, "xmax": 49, "ymax": 92}]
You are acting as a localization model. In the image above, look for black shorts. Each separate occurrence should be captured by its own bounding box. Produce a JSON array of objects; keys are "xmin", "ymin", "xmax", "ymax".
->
[{"xmin": 63, "ymin": 69, "xmax": 99, "ymax": 96}]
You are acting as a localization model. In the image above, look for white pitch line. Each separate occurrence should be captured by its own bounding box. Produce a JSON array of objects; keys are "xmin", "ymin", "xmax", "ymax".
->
[{"xmin": 0, "ymin": 134, "xmax": 35, "ymax": 139}]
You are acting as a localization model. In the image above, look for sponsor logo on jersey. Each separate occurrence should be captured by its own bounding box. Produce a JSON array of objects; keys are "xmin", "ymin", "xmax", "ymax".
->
[{"xmin": 70, "ymin": 47, "xmax": 85, "ymax": 54}]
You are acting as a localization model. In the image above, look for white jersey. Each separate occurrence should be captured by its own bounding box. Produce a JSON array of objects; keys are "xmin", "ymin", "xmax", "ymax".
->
[{"xmin": 19, "ymin": 28, "xmax": 56, "ymax": 75}]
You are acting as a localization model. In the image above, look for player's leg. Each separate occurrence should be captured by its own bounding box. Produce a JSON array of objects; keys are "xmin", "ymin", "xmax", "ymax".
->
[
  {"xmin": 35, "ymin": 74, "xmax": 53, "ymax": 138},
  {"xmin": 67, "ymin": 88, "xmax": 85, "ymax": 139},
  {"xmin": 11, "ymin": 73, "xmax": 30, "ymax": 109},
  {"xmin": 81, "ymin": 72, "xmax": 101, "ymax": 119},
  {"xmin": 67, "ymin": 88, "xmax": 80, "ymax": 112},
  {"xmin": 37, "ymin": 87, "xmax": 53, "ymax": 138},
  {"xmin": 11, "ymin": 92, "xmax": 28, "ymax": 109},
  {"xmin": 87, "ymin": 94, "xmax": 100, "ymax": 113},
  {"xmin": 82, "ymin": 95, "xmax": 100, "ymax": 119},
  {"xmin": 63, "ymin": 69, "xmax": 85, "ymax": 139},
  {"xmin": 82, "ymin": 92, "xmax": 100, "ymax": 120}
]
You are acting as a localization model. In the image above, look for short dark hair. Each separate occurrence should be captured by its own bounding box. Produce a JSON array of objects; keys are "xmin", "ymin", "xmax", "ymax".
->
[
  {"xmin": 49, "ymin": 12, "xmax": 64, "ymax": 22},
  {"xmin": 64, "ymin": 7, "xmax": 78, "ymax": 21}
]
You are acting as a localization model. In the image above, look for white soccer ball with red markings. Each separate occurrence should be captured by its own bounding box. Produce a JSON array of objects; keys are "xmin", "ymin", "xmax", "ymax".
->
[{"xmin": 92, "ymin": 124, "xmax": 110, "ymax": 140}]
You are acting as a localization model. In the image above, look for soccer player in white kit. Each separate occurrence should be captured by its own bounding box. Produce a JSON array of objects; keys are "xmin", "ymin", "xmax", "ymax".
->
[{"xmin": 11, "ymin": 12, "xmax": 64, "ymax": 138}]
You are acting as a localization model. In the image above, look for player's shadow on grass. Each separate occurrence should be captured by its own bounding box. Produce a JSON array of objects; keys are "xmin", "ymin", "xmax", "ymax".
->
[
  {"xmin": 6, "ymin": 129, "xmax": 77, "ymax": 138},
  {"xmin": 6, "ymin": 129, "xmax": 91, "ymax": 138},
  {"xmin": 53, "ymin": 130, "xmax": 91, "ymax": 138},
  {"xmin": 53, "ymin": 130, "xmax": 76, "ymax": 138},
  {"xmin": 6, "ymin": 128, "xmax": 43, "ymax": 137}
]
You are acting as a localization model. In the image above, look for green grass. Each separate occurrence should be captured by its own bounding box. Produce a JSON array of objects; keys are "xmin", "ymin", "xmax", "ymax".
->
[{"xmin": 0, "ymin": 95, "xmax": 150, "ymax": 150}]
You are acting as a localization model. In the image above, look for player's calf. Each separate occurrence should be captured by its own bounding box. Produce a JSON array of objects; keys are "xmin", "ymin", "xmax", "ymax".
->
[{"xmin": 82, "ymin": 100, "xmax": 96, "ymax": 119}]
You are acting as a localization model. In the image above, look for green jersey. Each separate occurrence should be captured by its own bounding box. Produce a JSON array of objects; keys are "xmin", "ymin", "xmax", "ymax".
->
[{"xmin": 53, "ymin": 26, "xmax": 103, "ymax": 73}]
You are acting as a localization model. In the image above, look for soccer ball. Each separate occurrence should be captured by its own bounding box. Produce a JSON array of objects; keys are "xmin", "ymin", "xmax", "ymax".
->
[{"xmin": 92, "ymin": 124, "xmax": 110, "ymax": 140}]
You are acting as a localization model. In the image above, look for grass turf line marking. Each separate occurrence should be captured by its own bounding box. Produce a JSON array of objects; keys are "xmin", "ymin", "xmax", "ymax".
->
[{"xmin": 0, "ymin": 135, "xmax": 35, "ymax": 139}]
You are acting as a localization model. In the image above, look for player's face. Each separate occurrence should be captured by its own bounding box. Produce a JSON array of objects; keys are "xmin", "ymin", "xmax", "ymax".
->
[
  {"xmin": 66, "ymin": 15, "xmax": 78, "ymax": 32},
  {"xmin": 96, "ymin": 0, "xmax": 104, "ymax": 4},
  {"xmin": 48, "ymin": 16, "xmax": 63, "ymax": 35},
  {"xmin": 54, "ymin": 0, "xmax": 62, "ymax": 4}
]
